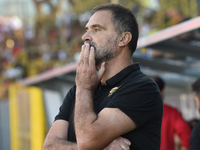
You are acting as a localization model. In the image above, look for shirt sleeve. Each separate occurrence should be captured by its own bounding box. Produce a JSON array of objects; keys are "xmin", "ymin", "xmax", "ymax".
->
[
  {"xmin": 106, "ymin": 80, "xmax": 163, "ymax": 129},
  {"xmin": 173, "ymin": 109, "xmax": 191, "ymax": 148},
  {"xmin": 55, "ymin": 85, "xmax": 76, "ymax": 121}
]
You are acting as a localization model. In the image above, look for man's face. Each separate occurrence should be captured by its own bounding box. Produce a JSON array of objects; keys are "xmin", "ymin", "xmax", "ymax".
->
[
  {"xmin": 82, "ymin": 10, "xmax": 119, "ymax": 65},
  {"xmin": 194, "ymin": 92, "xmax": 200, "ymax": 112}
]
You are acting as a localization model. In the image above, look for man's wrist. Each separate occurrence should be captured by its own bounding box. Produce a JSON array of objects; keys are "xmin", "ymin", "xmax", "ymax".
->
[{"xmin": 76, "ymin": 87, "xmax": 94, "ymax": 93}]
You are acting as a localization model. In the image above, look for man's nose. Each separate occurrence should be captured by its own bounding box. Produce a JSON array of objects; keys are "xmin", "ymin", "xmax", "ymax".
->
[{"xmin": 82, "ymin": 31, "xmax": 92, "ymax": 41}]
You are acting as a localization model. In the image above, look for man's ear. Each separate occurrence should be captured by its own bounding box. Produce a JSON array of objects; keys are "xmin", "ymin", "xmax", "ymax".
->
[{"xmin": 119, "ymin": 32, "xmax": 132, "ymax": 47}]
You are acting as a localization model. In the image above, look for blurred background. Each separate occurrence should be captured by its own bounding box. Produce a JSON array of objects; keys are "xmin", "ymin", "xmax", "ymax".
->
[{"xmin": 0, "ymin": 0, "xmax": 200, "ymax": 150}]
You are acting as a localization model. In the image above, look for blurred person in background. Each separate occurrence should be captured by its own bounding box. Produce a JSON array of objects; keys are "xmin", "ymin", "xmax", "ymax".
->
[
  {"xmin": 43, "ymin": 3, "xmax": 163, "ymax": 150},
  {"xmin": 190, "ymin": 78, "xmax": 200, "ymax": 149},
  {"xmin": 151, "ymin": 76, "xmax": 191, "ymax": 150}
]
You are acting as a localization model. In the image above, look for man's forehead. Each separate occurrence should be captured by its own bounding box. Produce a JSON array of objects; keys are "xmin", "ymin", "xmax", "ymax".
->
[
  {"xmin": 92, "ymin": 10, "xmax": 112, "ymax": 18},
  {"xmin": 85, "ymin": 10, "xmax": 112, "ymax": 28}
]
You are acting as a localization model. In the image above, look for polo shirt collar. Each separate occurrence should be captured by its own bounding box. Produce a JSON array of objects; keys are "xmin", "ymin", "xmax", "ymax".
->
[{"xmin": 105, "ymin": 62, "xmax": 140, "ymax": 86}]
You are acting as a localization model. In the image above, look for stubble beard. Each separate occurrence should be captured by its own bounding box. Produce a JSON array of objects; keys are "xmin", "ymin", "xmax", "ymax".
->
[{"xmin": 84, "ymin": 34, "xmax": 118, "ymax": 65}]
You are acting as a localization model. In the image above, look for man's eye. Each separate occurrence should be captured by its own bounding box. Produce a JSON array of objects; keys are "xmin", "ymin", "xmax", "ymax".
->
[{"xmin": 94, "ymin": 28, "xmax": 100, "ymax": 32}]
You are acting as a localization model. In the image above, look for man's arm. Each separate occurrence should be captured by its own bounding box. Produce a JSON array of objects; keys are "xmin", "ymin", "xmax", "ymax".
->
[
  {"xmin": 74, "ymin": 44, "xmax": 136, "ymax": 150},
  {"xmin": 75, "ymin": 89, "xmax": 136, "ymax": 150},
  {"xmin": 42, "ymin": 120, "xmax": 78, "ymax": 150},
  {"xmin": 43, "ymin": 120, "xmax": 131, "ymax": 150},
  {"xmin": 174, "ymin": 133, "xmax": 189, "ymax": 150},
  {"xmin": 174, "ymin": 110, "xmax": 191, "ymax": 150}
]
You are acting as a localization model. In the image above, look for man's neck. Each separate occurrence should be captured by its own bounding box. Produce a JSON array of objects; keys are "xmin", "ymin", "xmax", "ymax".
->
[{"xmin": 99, "ymin": 54, "xmax": 132, "ymax": 84}]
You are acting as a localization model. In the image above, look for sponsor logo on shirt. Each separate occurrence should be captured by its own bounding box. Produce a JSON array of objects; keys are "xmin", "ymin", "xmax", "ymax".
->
[{"xmin": 108, "ymin": 86, "xmax": 120, "ymax": 97}]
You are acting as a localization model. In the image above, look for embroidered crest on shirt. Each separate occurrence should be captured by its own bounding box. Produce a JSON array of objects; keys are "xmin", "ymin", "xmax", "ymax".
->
[{"xmin": 108, "ymin": 86, "xmax": 120, "ymax": 97}]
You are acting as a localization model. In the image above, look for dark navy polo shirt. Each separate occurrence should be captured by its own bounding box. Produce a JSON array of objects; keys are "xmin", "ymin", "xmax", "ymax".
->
[
  {"xmin": 55, "ymin": 63, "xmax": 163, "ymax": 150},
  {"xmin": 190, "ymin": 121, "xmax": 200, "ymax": 149}
]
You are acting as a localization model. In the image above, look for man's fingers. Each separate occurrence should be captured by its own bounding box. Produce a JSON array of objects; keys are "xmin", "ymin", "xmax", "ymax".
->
[
  {"xmin": 121, "ymin": 145, "xmax": 130, "ymax": 150},
  {"xmin": 119, "ymin": 137, "xmax": 131, "ymax": 150},
  {"xmin": 89, "ymin": 47, "xmax": 95, "ymax": 66},
  {"xmin": 123, "ymin": 139, "xmax": 131, "ymax": 146},
  {"xmin": 98, "ymin": 62, "xmax": 105, "ymax": 78},
  {"xmin": 84, "ymin": 43, "xmax": 90, "ymax": 65},
  {"xmin": 78, "ymin": 45, "xmax": 85, "ymax": 65}
]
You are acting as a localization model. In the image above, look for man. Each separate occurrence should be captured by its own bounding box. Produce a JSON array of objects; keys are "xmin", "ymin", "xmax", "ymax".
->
[
  {"xmin": 151, "ymin": 76, "xmax": 191, "ymax": 150},
  {"xmin": 190, "ymin": 78, "xmax": 200, "ymax": 149},
  {"xmin": 43, "ymin": 3, "xmax": 163, "ymax": 150}
]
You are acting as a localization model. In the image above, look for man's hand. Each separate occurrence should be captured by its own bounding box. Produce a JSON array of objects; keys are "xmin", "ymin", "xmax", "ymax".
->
[
  {"xmin": 75, "ymin": 43, "xmax": 105, "ymax": 90},
  {"xmin": 103, "ymin": 137, "xmax": 131, "ymax": 150}
]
